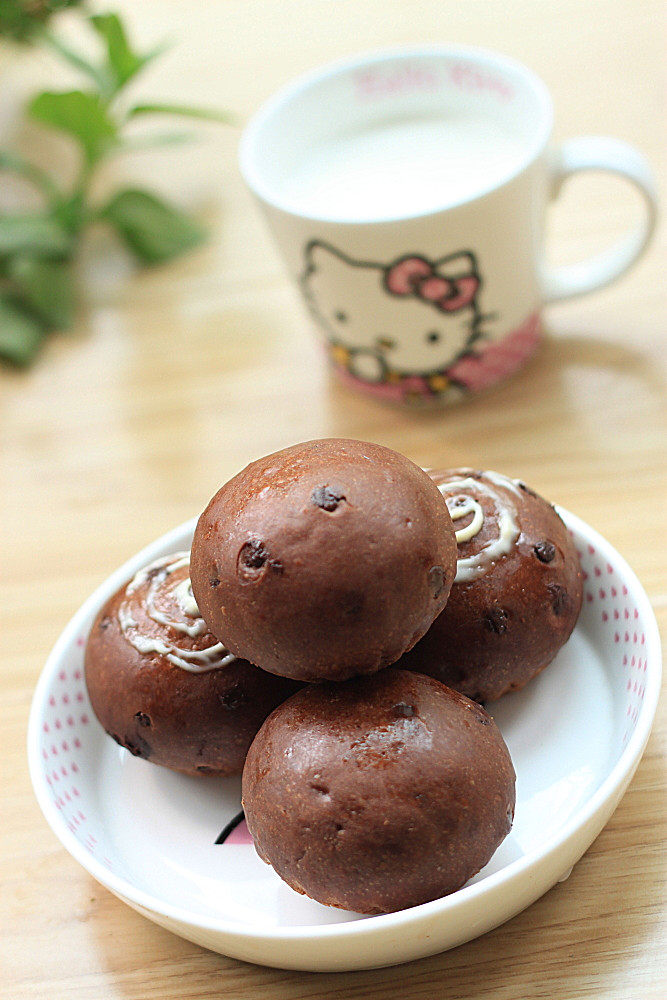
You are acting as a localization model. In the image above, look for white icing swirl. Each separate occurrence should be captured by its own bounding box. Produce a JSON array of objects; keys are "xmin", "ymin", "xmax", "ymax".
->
[
  {"xmin": 449, "ymin": 494, "xmax": 484, "ymax": 542},
  {"xmin": 438, "ymin": 471, "xmax": 520, "ymax": 583},
  {"xmin": 118, "ymin": 552, "xmax": 235, "ymax": 673}
]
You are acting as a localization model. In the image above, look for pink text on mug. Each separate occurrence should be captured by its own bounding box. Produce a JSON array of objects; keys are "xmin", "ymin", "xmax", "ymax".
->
[{"xmin": 240, "ymin": 47, "xmax": 657, "ymax": 406}]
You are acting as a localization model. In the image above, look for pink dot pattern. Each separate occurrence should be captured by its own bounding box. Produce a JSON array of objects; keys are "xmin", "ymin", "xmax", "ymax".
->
[
  {"xmin": 38, "ymin": 643, "xmax": 115, "ymax": 872},
  {"xmin": 574, "ymin": 536, "xmax": 647, "ymax": 747},
  {"xmin": 36, "ymin": 531, "xmax": 653, "ymax": 878}
]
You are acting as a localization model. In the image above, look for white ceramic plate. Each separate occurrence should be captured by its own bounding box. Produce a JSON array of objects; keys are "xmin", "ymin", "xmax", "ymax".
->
[{"xmin": 28, "ymin": 511, "xmax": 661, "ymax": 972}]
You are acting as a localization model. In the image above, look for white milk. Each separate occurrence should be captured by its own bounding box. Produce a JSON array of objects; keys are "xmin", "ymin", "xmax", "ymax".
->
[{"xmin": 279, "ymin": 113, "xmax": 526, "ymax": 220}]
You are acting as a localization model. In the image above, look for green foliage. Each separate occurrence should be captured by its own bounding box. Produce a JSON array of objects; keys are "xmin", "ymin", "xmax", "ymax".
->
[
  {"xmin": 0, "ymin": 9, "xmax": 229, "ymax": 366},
  {"xmin": 103, "ymin": 189, "xmax": 205, "ymax": 264},
  {"xmin": 0, "ymin": 214, "xmax": 72, "ymax": 257},
  {"xmin": 7, "ymin": 256, "xmax": 75, "ymax": 328},
  {"xmin": 0, "ymin": 150, "xmax": 61, "ymax": 200},
  {"xmin": 0, "ymin": 1, "xmax": 84, "ymax": 44},
  {"xmin": 127, "ymin": 103, "xmax": 234, "ymax": 124},
  {"xmin": 29, "ymin": 90, "xmax": 118, "ymax": 163},
  {"xmin": 0, "ymin": 297, "xmax": 46, "ymax": 367},
  {"xmin": 40, "ymin": 28, "xmax": 109, "ymax": 90}
]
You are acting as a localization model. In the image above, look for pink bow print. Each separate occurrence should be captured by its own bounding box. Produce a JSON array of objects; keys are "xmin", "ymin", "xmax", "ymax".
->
[{"xmin": 384, "ymin": 255, "xmax": 479, "ymax": 312}]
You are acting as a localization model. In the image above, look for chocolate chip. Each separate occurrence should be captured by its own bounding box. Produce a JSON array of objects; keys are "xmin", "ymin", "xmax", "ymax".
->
[
  {"xmin": 197, "ymin": 765, "xmax": 214, "ymax": 774},
  {"xmin": 312, "ymin": 485, "xmax": 345, "ymax": 511},
  {"xmin": 484, "ymin": 607, "xmax": 508, "ymax": 634},
  {"xmin": 548, "ymin": 583, "xmax": 570, "ymax": 616},
  {"xmin": 124, "ymin": 734, "xmax": 151, "ymax": 759},
  {"xmin": 471, "ymin": 702, "xmax": 491, "ymax": 725},
  {"xmin": 453, "ymin": 496, "xmax": 468, "ymax": 507},
  {"xmin": 219, "ymin": 686, "xmax": 246, "ymax": 710},
  {"xmin": 339, "ymin": 592, "xmax": 364, "ymax": 619},
  {"xmin": 237, "ymin": 539, "xmax": 283, "ymax": 580},
  {"xmin": 99, "ymin": 616, "xmax": 111, "ymax": 630},
  {"xmin": 393, "ymin": 702, "xmax": 415, "ymax": 718},
  {"xmin": 134, "ymin": 712, "xmax": 151, "ymax": 727},
  {"xmin": 210, "ymin": 577, "xmax": 220, "ymax": 588},
  {"xmin": 534, "ymin": 541, "xmax": 556, "ymax": 563},
  {"xmin": 240, "ymin": 539, "xmax": 268, "ymax": 569},
  {"xmin": 428, "ymin": 565, "xmax": 445, "ymax": 599}
]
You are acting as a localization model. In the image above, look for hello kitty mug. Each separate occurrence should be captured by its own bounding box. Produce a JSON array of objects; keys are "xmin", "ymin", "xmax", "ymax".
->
[{"xmin": 240, "ymin": 46, "xmax": 657, "ymax": 405}]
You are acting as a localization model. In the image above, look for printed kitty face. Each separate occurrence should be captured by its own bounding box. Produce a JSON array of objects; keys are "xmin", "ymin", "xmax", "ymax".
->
[{"xmin": 302, "ymin": 242, "xmax": 486, "ymax": 380}]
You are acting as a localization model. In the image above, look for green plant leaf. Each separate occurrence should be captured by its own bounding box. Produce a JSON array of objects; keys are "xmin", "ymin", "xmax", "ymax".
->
[
  {"xmin": 90, "ymin": 13, "xmax": 159, "ymax": 92},
  {"xmin": 115, "ymin": 131, "xmax": 196, "ymax": 154},
  {"xmin": 0, "ymin": 0, "xmax": 84, "ymax": 44},
  {"xmin": 28, "ymin": 90, "xmax": 117, "ymax": 164},
  {"xmin": 0, "ymin": 214, "xmax": 72, "ymax": 257},
  {"xmin": 52, "ymin": 191, "xmax": 87, "ymax": 234},
  {"xmin": 127, "ymin": 102, "xmax": 234, "ymax": 124},
  {"xmin": 7, "ymin": 256, "xmax": 75, "ymax": 329},
  {"xmin": 0, "ymin": 295, "xmax": 47, "ymax": 367},
  {"xmin": 102, "ymin": 188, "xmax": 205, "ymax": 264},
  {"xmin": 0, "ymin": 150, "xmax": 60, "ymax": 202},
  {"xmin": 40, "ymin": 27, "xmax": 110, "ymax": 91}
]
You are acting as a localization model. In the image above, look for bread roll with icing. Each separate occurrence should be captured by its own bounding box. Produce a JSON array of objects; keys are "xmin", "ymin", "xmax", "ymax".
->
[
  {"xmin": 85, "ymin": 552, "xmax": 301, "ymax": 775},
  {"xmin": 398, "ymin": 469, "xmax": 583, "ymax": 701}
]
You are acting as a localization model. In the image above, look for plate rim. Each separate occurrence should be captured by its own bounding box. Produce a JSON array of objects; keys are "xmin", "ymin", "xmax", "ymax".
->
[{"xmin": 27, "ymin": 508, "xmax": 662, "ymax": 945}]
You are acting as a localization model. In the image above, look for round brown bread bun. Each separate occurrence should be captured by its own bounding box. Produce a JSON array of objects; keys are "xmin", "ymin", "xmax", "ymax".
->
[
  {"xmin": 398, "ymin": 469, "xmax": 583, "ymax": 702},
  {"xmin": 190, "ymin": 438, "xmax": 457, "ymax": 682},
  {"xmin": 85, "ymin": 552, "xmax": 301, "ymax": 775},
  {"xmin": 242, "ymin": 668, "xmax": 515, "ymax": 914}
]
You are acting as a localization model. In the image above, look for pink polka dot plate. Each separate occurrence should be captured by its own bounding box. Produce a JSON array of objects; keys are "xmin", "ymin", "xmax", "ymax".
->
[{"xmin": 28, "ymin": 512, "xmax": 661, "ymax": 971}]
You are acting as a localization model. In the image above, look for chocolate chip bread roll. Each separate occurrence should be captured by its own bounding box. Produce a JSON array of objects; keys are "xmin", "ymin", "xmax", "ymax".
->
[
  {"xmin": 85, "ymin": 552, "xmax": 301, "ymax": 775},
  {"xmin": 242, "ymin": 669, "xmax": 515, "ymax": 913},
  {"xmin": 399, "ymin": 469, "xmax": 583, "ymax": 701},
  {"xmin": 191, "ymin": 439, "xmax": 457, "ymax": 682}
]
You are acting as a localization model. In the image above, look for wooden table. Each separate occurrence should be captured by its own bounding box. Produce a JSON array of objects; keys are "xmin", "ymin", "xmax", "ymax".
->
[{"xmin": 2, "ymin": 1, "xmax": 664, "ymax": 997}]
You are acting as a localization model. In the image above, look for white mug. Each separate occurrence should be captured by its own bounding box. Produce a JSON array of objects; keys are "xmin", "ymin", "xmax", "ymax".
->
[{"xmin": 240, "ymin": 46, "xmax": 657, "ymax": 405}]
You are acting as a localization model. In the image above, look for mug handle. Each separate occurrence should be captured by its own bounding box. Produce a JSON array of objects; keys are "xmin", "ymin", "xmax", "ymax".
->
[{"xmin": 540, "ymin": 136, "xmax": 658, "ymax": 303}]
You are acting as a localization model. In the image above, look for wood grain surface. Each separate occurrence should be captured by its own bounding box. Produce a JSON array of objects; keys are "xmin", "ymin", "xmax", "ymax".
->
[{"xmin": 2, "ymin": 1, "xmax": 665, "ymax": 997}]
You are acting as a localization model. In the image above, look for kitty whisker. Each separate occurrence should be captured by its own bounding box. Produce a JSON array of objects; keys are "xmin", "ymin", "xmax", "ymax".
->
[{"xmin": 469, "ymin": 311, "xmax": 498, "ymax": 345}]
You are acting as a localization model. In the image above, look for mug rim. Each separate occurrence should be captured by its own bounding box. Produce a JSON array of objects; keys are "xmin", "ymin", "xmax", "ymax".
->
[{"xmin": 239, "ymin": 44, "xmax": 554, "ymax": 225}]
